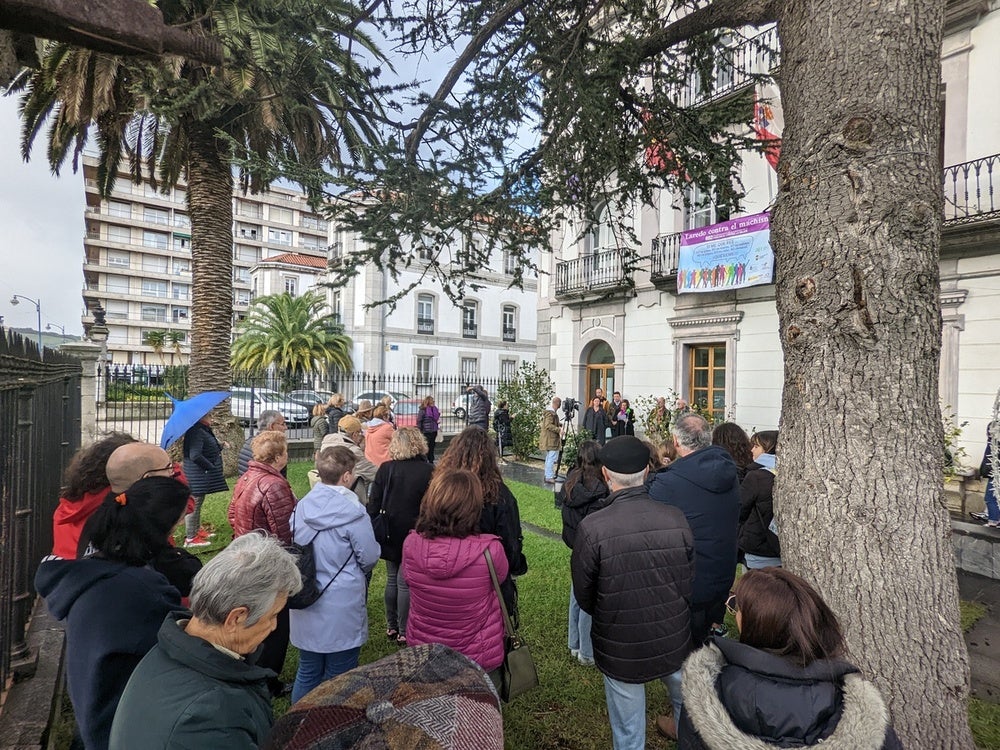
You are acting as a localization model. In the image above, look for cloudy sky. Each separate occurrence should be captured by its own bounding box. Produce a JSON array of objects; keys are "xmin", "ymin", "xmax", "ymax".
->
[{"xmin": 0, "ymin": 95, "xmax": 85, "ymax": 335}]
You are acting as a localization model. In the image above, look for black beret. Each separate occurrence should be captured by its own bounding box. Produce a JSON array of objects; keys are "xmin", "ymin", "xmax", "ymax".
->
[{"xmin": 601, "ymin": 436, "xmax": 649, "ymax": 473}]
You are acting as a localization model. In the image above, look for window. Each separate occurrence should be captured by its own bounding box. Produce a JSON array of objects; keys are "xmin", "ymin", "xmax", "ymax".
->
[
  {"xmin": 301, "ymin": 215, "xmax": 327, "ymax": 231},
  {"xmin": 106, "ymin": 274, "xmax": 130, "ymax": 294},
  {"xmin": 141, "ymin": 255, "xmax": 168, "ymax": 274},
  {"xmin": 237, "ymin": 200, "xmax": 262, "ymax": 219},
  {"xmin": 501, "ymin": 359, "xmax": 517, "ymax": 381},
  {"xmin": 502, "ymin": 305, "xmax": 517, "ymax": 342},
  {"xmin": 417, "ymin": 294, "xmax": 435, "ymax": 334},
  {"xmin": 462, "ymin": 301, "xmax": 478, "ymax": 339},
  {"xmin": 418, "ymin": 243, "xmax": 435, "ymax": 261},
  {"xmin": 689, "ymin": 343, "xmax": 726, "ymax": 421},
  {"xmin": 173, "ymin": 235, "xmax": 190, "ymax": 251},
  {"xmin": 415, "ymin": 355, "xmax": 434, "ymax": 385},
  {"xmin": 235, "ymin": 244, "xmax": 260, "ymax": 263},
  {"xmin": 172, "ymin": 284, "xmax": 190, "ymax": 300},
  {"xmin": 460, "ymin": 357, "xmax": 478, "ymax": 383},
  {"xmin": 331, "ymin": 290, "xmax": 342, "ymax": 325},
  {"xmin": 105, "ymin": 300, "xmax": 128, "ymax": 319},
  {"xmin": 107, "ymin": 225, "xmax": 131, "ymax": 244},
  {"xmin": 503, "ymin": 249, "xmax": 518, "ymax": 275},
  {"xmin": 235, "ymin": 289, "xmax": 251, "ymax": 306},
  {"xmin": 173, "ymin": 259, "xmax": 190, "ymax": 275},
  {"xmin": 141, "ymin": 280, "xmax": 168, "ymax": 298},
  {"xmin": 143, "ymin": 207, "xmax": 169, "ymax": 225},
  {"xmin": 234, "ymin": 267, "xmax": 251, "ymax": 284},
  {"xmin": 284, "ymin": 276, "xmax": 298, "ymax": 296},
  {"xmin": 142, "ymin": 230, "xmax": 169, "ymax": 249},
  {"xmin": 269, "ymin": 206, "xmax": 293, "ymax": 224},
  {"xmin": 107, "ymin": 250, "xmax": 130, "ymax": 268},
  {"xmin": 237, "ymin": 224, "xmax": 260, "ymax": 240},
  {"xmin": 108, "ymin": 201, "xmax": 131, "ymax": 218},
  {"xmin": 683, "ymin": 183, "xmax": 730, "ymax": 230},
  {"xmin": 299, "ymin": 234, "xmax": 324, "ymax": 250},
  {"xmin": 268, "ymin": 228, "xmax": 292, "ymax": 246},
  {"xmin": 171, "ymin": 307, "xmax": 189, "ymax": 323},
  {"xmin": 143, "ymin": 183, "xmax": 159, "ymax": 198},
  {"xmin": 141, "ymin": 304, "xmax": 167, "ymax": 322},
  {"xmin": 173, "ymin": 213, "xmax": 190, "ymax": 229},
  {"xmin": 589, "ymin": 203, "xmax": 617, "ymax": 253}
]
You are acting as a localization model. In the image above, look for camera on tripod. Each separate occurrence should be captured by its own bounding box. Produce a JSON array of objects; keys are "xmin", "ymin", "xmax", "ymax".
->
[{"xmin": 562, "ymin": 397, "xmax": 579, "ymax": 419}]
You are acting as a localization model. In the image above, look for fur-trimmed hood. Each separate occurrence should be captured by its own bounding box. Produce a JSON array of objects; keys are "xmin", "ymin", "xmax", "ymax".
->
[{"xmin": 680, "ymin": 640, "xmax": 896, "ymax": 750}]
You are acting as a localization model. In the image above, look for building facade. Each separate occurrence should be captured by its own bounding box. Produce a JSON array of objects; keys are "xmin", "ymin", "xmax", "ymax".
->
[
  {"xmin": 81, "ymin": 155, "xmax": 330, "ymax": 364},
  {"xmin": 325, "ymin": 226, "xmax": 538, "ymax": 382},
  {"xmin": 539, "ymin": 2, "xmax": 1000, "ymax": 459}
]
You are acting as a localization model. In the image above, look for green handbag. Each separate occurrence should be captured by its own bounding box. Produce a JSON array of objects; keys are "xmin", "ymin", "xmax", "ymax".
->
[{"xmin": 484, "ymin": 548, "xmax": 539, "ymax": 702}]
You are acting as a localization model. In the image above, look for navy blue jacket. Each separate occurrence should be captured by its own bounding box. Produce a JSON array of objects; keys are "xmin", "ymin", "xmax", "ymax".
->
[
  {"xmin": 183, "ymin": 421, "xmax": 229, "ymax": 495},
  {"xmin": 35, "ymin": 558, "xmax": 182, "ymax": 750},
  {"xmin": 648, "ymin": 445, "xmax": 740, "ymax": 605}
]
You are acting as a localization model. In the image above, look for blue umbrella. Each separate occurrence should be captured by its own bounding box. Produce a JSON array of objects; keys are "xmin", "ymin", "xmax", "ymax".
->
[{"xmin": 160, "ymin": 391, "xmax": 230, "ymax": 450}]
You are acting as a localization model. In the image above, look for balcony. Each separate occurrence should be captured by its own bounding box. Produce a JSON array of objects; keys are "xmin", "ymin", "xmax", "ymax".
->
[
  {"xmin": 417, "ymin": 316, "xmax": 435, "ymax": 335},
  {"xmin": 462, "ymin": 322, "xmax": 478, "ymax": 339},
  {"xmin": 502, "ymin": 326, "xmax": 516, "ymax": 342},
  {"xmin": 672, "ymin": 26, "xmax": 779, "ymax": 109},
  {"xmin": 649, "ymin": 232, "xmax": 682, "ymax": 288},
  {"xmin": 944, "ymin": 154, "xmax": 1000, "ymax": 227},
  {"xmin": 555, "ymin": 249, "xmax": 631, "ymax": 298}
]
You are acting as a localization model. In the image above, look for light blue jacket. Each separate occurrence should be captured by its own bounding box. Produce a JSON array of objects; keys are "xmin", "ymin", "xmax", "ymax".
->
[{"xmin": 289, "ymin": 483, "xmax": 380, "ymax": 653}]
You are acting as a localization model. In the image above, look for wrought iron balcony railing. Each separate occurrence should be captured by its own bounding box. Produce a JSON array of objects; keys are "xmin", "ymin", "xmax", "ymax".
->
[
  {"xmin": 555, "ymin": 249, "xmax": 629, "ymax": 297},
  {"xmin": 671, "ymin": 26, "xmax": 779, "ymax": 109},
  {"xmin": 944, "ymin": 153, "xmax": 1000, "ymax": 226},
  {"xmin": 649, "ymin": 232, "xmax": 682, "ymax": 282},
  {"xmin": 417, "ymin": 316, "xmax": 435, "ymax": 335},
  {"xmin": 462, "ymin": 323, "xmax": 478, "ymax": 339},
  {"xmin": 502, "ymin": 327, "xmax": 516, "ymax": 342}
]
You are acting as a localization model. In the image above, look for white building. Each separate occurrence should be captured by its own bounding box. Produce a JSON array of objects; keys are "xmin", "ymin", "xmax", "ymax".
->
[
  {"xmin": 539, "ymin": 2, "xmax": 1000, "ymax": 460},
  {"xmin": 81, "ymin": 155, "xmax": 330, "ymax": 364},
  {"xmin": 326, "ymin": 225, "xmax": 538, "ymax": 382}
]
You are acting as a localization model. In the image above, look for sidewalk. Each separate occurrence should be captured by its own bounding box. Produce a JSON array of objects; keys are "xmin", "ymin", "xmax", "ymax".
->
[{"xmin": 500, "ymin": 460, "xmax": 1000, "ymax": 702}]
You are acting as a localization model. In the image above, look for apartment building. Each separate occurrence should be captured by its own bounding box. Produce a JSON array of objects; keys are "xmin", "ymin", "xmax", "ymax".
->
[
  {"xmin": 325, "ymin": 225, "xmax": 538, "ymax": 381},
  {"xmin": 540, "ymin": 1, "xmax": 1000, "ymax": 459},
  {"xmin": 81, "ymin": 155, "xmax": 330, "ymax": 364}
]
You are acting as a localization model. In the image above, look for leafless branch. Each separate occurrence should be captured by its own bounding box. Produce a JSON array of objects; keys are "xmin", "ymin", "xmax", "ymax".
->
[{"xmin": 635, "ymin": 0, "xmax": 781, "ymax": 60}]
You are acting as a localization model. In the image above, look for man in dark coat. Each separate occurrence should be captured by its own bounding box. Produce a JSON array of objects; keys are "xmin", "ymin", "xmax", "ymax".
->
[
  {"xmin": 467, "ymin": 385, "xmax": 491, "ymax": 430},
  {"xmin": 648, "ymin": 413, "xmax": 740, "ymax": 646},
  {"xmin": 571, "ymin": 436, "xmax": 694, "ymax": 750}
]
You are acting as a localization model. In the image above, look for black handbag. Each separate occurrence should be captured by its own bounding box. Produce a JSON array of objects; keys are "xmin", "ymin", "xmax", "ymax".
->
[
  {"xmin": 371, "ymin": 466, "xmax": 393, "ymax": 546},
  {"xmin": 287, "ymin": 517, "xmax": 351, "ymax": 610},
  {"xmin": 484, "ymin": 548, "xmax": 539, "ymax": 702}
]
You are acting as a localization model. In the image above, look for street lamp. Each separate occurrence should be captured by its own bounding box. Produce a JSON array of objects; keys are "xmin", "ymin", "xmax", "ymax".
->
[
  {"xmin": 10, "ymin": 294, "xmax": 43, "ymax": 355},
  {"xmin": 46, "ymin": 323, "xmax": 66, "ymax": 336}
]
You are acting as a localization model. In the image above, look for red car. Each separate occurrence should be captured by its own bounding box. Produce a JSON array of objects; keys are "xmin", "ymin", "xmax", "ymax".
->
[{"xmin": 392, "ymin": 399, "xmax": 423, "ymax": 428}]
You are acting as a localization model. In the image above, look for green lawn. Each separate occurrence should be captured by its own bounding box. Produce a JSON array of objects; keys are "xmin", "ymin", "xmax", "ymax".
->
[{"xmin": 163, "ymin": 467, "xmax": 1000, "ymax": 748}]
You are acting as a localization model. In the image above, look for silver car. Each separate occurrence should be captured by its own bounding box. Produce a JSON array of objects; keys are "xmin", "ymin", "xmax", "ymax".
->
[{"xmin": 230, "ymin": 387, "xmax": 310, "ymax": 426}]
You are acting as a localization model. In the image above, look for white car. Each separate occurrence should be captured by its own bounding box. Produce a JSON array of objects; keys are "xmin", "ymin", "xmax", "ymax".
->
[{"xmin": 230, "ymin": 387, "xmax": 310, "ymax": 426}]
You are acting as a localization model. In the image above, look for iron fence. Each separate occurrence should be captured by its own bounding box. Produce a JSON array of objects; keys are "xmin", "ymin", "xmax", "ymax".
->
[
  {"xmin": 94, "ymin": 365, "xmax": 509, "ymax": 443},
  {"xmin": 0, "ymin": 328, "xmax": 81, "ymax": 698},
  {"xmin": 943, "ymin": 153, "xmax": 1000, "ymax": 226}
]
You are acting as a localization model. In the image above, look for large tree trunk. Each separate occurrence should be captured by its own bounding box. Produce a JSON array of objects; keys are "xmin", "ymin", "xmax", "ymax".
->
[{"xmin": 771, "ymin": 1, "xmax": 972, "ymax": 746}]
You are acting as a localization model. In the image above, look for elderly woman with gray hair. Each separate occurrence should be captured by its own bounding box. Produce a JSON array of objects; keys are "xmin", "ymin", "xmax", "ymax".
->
[{"xmin": 109, "ymin": 533, "xmax": 301, "ymax": 750}]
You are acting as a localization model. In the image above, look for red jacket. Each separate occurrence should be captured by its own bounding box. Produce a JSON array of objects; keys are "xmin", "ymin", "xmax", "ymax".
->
[
  {"xmin": 52, "ymin": 487, "xmax": 108, "ymax": 558},
  {"xmin": 403, "ymin": 531, "xmax": 508, "ymax": 671},
  {"xmin": 228, "ymin": 462, "xmax": 296, "ymax": 544}
]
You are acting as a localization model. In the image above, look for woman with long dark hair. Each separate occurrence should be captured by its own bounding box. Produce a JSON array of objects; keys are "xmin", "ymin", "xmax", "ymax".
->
[
  {"xmin": 679, "ymin": 568, "xmax": 902, "ymax": 749},
  {"xmin": 36, "ymin": 477, "xmax": 189, "ymax": 750},
  {"xmin": 558, "ymin": 440, "xmax": 610, "ymax": 665},
  {"xmin": 739, "ymin": 429, "xmax": 781, "ymax": 569},
  {"xmin": 432, "ymin": 427, "xmax": 527, "ymax": 618},
  {"xmin": 711, "ymin": 422, "xmax": 755, "ymax": 481},
  {"xmin": 403, "ymin": 470, "xmax": 508, "ymax": 684}
]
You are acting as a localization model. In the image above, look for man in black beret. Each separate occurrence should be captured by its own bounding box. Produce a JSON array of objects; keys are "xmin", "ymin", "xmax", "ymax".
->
[{"xmin": 570, "ymin": 436, "xmax": 695, "ymax": 749}]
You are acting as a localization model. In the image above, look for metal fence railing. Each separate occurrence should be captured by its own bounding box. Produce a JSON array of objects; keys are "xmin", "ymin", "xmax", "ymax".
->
[
  {"xmin": 943, "ymin": 153, "xmax": 1000, "ymax": 227},
  {"xmin": 0, "ymin": 328, "xmax": 82, "ymax": 700},
  {"xmin": 94, "ymin": 365, "xmax": 510, "ymax": 444}
]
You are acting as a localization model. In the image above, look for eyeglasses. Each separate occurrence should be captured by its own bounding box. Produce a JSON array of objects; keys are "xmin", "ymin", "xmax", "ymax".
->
[
  {"xmin": 141, "ymin": 464, "xmax": 181, "ymax": 480},
  {"xmin": 725, "ymin": 593, "xmax": 738, "ymax": 616}
]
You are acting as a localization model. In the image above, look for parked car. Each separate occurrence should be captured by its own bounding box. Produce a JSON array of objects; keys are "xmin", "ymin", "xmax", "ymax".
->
[
  {"xmin": 351, "ymin": 390, "xmax": 410, "ymax": 411},
  {"xmin": 285, "ymin": 389, "xmax": 334, "ymax": 409},
  {"xmin": 392, "ymin": 399, "xmax": 423, "ymax": 428},
  {"xmin": 230, "ymin": 387, "xmax": 310, "ymax": 426},
  {"xmin": 453, "ymin": 393, "xmax": 473, "ymax": 420}
]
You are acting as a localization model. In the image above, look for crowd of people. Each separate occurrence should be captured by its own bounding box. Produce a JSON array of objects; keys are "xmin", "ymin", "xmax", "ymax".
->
[{"xmin": 37, "ymin": 383, "xmax": 905, "ymax": 750}]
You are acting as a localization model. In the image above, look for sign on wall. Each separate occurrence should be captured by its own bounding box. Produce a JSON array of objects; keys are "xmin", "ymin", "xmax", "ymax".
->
[{"xmin": 677, "ymin": 212, "xmax": 774, "ymax": 294}]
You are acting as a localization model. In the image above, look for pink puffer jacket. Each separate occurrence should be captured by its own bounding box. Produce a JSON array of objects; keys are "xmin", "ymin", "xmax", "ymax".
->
[
  {"xmin": 364, "ymin": 421, "xmax": 394, "ymax": 467},
  {"xmin": 403, "ymin": 531, "xmax": 509, "ymax": 671}
]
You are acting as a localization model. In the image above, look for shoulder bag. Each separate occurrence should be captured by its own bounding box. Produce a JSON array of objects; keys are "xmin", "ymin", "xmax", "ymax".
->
[
  {"xmin": 287, "ymin": 513, "xmax": 352, "ymax": 610},
  {"xmin": 370, "ymin": 465, "xmax": 393, "ymax": 546},
  {"xmin": 484, "ymin": 548, "xmax": 539, "ymax": 702}
]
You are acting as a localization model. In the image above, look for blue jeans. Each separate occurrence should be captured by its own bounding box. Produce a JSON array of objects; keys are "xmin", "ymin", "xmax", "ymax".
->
[
  {"xmin": 744, "ymin": 553, "xmax": 782, "ymax": 569},
  {"xmin": 603, "ymin": 675, "xmax": 647, "ymax": 750},
  {"xmin": 568, "ymin": 586, "xmax": 593, "ymax": 660},
  {"xmin": 545, "ymin": 450, "xmax": 559, "ymax": 480},
  {"xmin": 292, "ymin": 646, "xmax": 361, "ymax": 703},
  {"xmin": 384, "ymin": 560, "xmax": 411, "ymax": 635},
  {"xmin": 985, "ymin": 479, "xmax": 999, "ymax": 523}
]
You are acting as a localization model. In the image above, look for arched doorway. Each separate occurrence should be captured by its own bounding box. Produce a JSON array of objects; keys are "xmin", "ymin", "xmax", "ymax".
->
[{"xmin": 585, "ymin": 341, "xmax": 615, "ymax": 400}]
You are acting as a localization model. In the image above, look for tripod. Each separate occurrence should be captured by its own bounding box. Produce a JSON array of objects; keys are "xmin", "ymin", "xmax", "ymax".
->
[{"xmin": 555, "ymin": 411, "xmax": 577, "ymax": 480}]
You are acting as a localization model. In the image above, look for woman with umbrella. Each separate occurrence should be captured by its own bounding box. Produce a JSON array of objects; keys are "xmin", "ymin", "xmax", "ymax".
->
[{"xmin": 160, "ymin": 391, "xmax": 230, "ymax": 549}]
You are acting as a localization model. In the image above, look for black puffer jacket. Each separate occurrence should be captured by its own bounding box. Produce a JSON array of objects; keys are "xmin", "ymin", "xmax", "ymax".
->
[
  {"xmin": 559, "ymin": 470, "xmax": 611, "ymax": 549},
  {"xmin": 571, "ymin": 485, "xmax": 694, "ymax": 683},
  {"xmin": 479, "ymin": 482, "xmax": 528, "ymax": 621},
  {"xmin": 367, "ymin": 457, "xmax": 434, "ymax": 563},
  {"xmin": 325, "ymin": 405, "xmax": 347, "ymax": 434},
  {"xmin": 739, "ymin": 464, "xmax": 780, "ymax": 558},
  {"xmin": 183, "ymin": 422, "xmax": 229, "ymax": 495},
  {"xmin": 679, "ymin": 638, "xmax": 903, "ymax": 750}
]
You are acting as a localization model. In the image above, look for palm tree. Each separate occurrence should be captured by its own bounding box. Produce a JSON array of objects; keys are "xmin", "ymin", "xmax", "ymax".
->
[
  {"xmin": 143, "ymin": 329, "xmax": 167, "ymax": 366},
  {"xmin": 13, "ymin": 0, "xmax": 384, "ymax": 400},
  {"xmin": 231, "ymin": 291, "xmax": 352, "ymax": 390}
]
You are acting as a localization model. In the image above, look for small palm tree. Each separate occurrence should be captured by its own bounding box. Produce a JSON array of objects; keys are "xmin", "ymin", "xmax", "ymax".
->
[
  {"xmin": 143, "ymin": 329, "xmax": 167, "ymax": 366},
  {"xmin": 231, "ymin": 291, "xmax": 352, "ymax": 390}
]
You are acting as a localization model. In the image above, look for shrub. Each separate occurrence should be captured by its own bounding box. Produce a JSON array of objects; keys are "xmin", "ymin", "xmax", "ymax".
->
[{"xmin": 495, "ymin": 362, "xmax": 555, "ymax": 459}]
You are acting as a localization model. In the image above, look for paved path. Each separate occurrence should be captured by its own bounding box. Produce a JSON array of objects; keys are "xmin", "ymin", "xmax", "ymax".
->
[{"xmin": 500, "ymin": 459, "xmax": 1000, "ymax": 701}]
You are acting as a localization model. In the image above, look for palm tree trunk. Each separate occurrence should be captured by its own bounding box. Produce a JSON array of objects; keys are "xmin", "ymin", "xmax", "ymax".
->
[{"xmin": 185, "ymin": 120, "xmax": 234, "ymax": 397}]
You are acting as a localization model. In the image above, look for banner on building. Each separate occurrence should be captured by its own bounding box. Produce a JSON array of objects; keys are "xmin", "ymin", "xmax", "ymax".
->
[{"xmin": 676, "ymin": 212, "xmax": 774, "ymax": 293}]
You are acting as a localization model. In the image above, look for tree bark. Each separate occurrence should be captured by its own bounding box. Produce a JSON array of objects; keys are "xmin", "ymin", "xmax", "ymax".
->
[
  {"xmin": 771, "ymin": 1, "xmax": 973, "ymax": 746},
  {"xmin": 186, "ymin": 119, "xmax": 235, "ymax": 398}
]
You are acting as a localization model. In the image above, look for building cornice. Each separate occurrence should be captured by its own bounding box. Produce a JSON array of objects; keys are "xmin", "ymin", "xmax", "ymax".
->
[
  {"xmin": 940, "ymin": 289, "xmax": 969, "ymax": 308},
  {"xmin": 667, "ymin": 312, "xmax": 744, "ymax": 329}
]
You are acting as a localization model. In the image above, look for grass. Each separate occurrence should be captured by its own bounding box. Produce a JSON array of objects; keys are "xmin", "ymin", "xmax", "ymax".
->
[{"xmin": 53, "ymin": 462, "xmax": 1000, "ymax": 748}]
